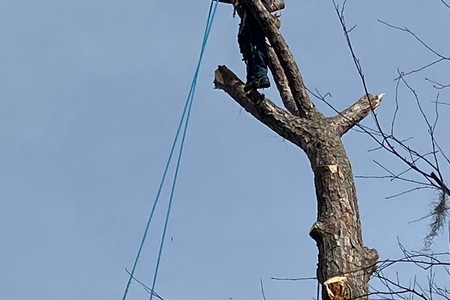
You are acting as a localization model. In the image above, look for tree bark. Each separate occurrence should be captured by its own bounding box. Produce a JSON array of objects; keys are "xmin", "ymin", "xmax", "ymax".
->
[{"xmin": 214, "ymin": 1, "xmax": 382, "ymax": 299}]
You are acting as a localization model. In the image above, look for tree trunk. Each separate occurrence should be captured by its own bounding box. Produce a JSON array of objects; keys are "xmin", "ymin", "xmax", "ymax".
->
[
  {"xmin": 214, "ymin": 1, "xmax": 381, "ymax": 299},
  {"xmin": 307, "ymin": 120, "xmax": 379, "ymax": 300}
]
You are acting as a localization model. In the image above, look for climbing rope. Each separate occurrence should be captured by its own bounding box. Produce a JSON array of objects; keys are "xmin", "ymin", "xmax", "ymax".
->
[{"xmin": 122, "ymin": 1, "xmax": 219, "ymax": 299}]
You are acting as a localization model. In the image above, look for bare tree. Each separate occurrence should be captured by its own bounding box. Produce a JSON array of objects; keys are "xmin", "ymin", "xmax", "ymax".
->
[
  {"xmin": 333, "ymin": 1, "xmax": 450, "ymax": 247},
  {"xmin": 333, "ymin": 0, "xmax": 450, "ymax": 298},
  {"xmin": 214, "ymin": 1, "xmax": 381, "ymax": 298},
  {"xmin": 214, "ymin": 0, "xmax": 450, "ymax": 299}
]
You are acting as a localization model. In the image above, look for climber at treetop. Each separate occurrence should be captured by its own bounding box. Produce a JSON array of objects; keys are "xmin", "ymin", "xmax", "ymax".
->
[{"xmin": 218, "ymin": 0, "xmax": 285, "ymax": 92}]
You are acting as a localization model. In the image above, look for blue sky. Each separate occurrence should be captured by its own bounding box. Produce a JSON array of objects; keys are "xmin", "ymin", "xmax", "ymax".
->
[{"xmin": 1, "ymin": 1, "xmax": 450, "ymax": 299}]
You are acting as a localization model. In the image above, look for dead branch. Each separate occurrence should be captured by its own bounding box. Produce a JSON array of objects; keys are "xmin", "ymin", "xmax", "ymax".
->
[
  {"xmin": 267, "ymin": 45, "xmax": 299, "ymax": 116},
  {"xmin": 332, "ymin": 1, "xmax": 450, "ymax": 246},
  {"xmin": 368, "ymin": 244, "xmax": 450, "ymax": 300}
]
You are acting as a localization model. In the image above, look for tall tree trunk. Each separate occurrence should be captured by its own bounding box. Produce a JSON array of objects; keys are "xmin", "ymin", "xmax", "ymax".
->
[
  {"xmin": 307, "ymin": 121, "xmax": 379, "ymax": 300},
  {"xmin": 214, "ymin": 1, "xmax": 381, "ymax": 299}
]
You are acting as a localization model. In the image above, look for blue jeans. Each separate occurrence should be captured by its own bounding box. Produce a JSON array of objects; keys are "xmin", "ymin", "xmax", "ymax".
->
[{"xmin": 237, "ymin": 12, "xmax": 268, "ymax": 83}]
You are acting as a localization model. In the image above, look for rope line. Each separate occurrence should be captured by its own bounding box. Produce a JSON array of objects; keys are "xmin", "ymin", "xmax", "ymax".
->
[
  {"xmin": 122, "ymin": 1, "xmax": 219, "ymax": 299},
  {"xmin": 148, "ymin": 3, "xmax": 219, "ymax": 299}
]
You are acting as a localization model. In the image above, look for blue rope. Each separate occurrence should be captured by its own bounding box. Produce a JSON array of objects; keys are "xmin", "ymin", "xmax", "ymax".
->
[
  {"xmin": 122, "ymin": 1, "xmax": 219, "ymax": 299},
  {"xmin": 148, "ymin": 2, "xmax": 219, "ymax": 299}
]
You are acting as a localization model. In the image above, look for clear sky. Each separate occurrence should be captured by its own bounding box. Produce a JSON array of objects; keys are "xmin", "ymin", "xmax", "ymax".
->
[{"xmin": 1, "ymin": 1, "xmax": 449, "ymax": 299}]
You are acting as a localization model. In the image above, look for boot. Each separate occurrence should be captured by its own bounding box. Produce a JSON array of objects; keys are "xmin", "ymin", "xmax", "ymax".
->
[{"xmin": 244, "ymin": 76, "xmax": 270, "ymax": 92}]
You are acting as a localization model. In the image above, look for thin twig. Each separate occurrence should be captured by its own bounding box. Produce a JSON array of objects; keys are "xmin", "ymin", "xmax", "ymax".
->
[
  {"xmin": 271, "ymin": 276, "xmax": 316, "ymax": 281},
  {"xmin": 260, "ymin": 278, "xmax": 267, "ymax": 300}
]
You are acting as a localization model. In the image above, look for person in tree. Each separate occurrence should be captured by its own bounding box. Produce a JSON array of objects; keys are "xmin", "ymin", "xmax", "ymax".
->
[{"xmin": 218, "ymin": 0, "xmax": 285, "ymax": 92}]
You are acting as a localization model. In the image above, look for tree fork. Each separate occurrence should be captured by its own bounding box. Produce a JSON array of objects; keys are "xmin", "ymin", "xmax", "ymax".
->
[{"xmin": 215, "ymin": 1, "xmax": 382, "ymax": 298}]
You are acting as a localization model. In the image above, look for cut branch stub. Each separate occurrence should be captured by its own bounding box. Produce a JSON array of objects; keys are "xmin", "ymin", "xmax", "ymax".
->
[{"xmin": 330, "ymin": 93, "xmax": 384, "ymax": 136}]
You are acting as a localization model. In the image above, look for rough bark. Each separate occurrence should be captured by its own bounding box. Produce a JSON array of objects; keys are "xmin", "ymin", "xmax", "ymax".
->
[
  {"xmin": 215, "ymin": 1, "xmax": 382, "ymax": 299},
  {"xmin": 329, "ymin": 94, "xmax": 384, "ymax": 136},
  {"xmin": 308, "ymin": 136, "xmax": 379, "ymax": 300},
  {"xmin": 267, "ymin": 46, "xmax": 299, "ymax": 116}
]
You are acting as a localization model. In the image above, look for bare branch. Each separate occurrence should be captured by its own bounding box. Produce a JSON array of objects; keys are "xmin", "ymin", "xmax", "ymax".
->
[
  {"xmin": 369, "ymin": 244, "xmax": 450, "ymax": 300},
  {"xmin": 214, "ymin": 65, "xmax": 315, "ymax": 150},
  {"xmin": 395, "ymin": 58, "xmax": 446, "ymax": 79},
  {"xmin": 440, "ymin": 0, "xmax": 450, "ymax": 8},
  {"xmin": 333, "ymin": 4, "xmax": 450, "ymax": 246},
  {"xmin": 330, "ymin": 93, "xmax": 384, "ymax": 136},
  {"xmin": 426, "ymin": 78, "xmax": 450, "ymax": 90},
  {"xmin": 260, "ymin": 279, "xmax": 267, "ymax": 300},
  {"xmin": 332, "ymin": 0, "xmax": 372, "ymax": 99},
  {"xmin": 271, "ymin": 276, "xmax": 316, "ymax": 281},
  {"xmin": 378, "ymin": 20, "xmax": 450, "ymax": 60},
  {"xmin": 266, "ymin": 45, "xmax": 299, "ymax": 116},
  {"xmin": 384, "ymin": 187, "xmax": 433, "ymax": 200}
]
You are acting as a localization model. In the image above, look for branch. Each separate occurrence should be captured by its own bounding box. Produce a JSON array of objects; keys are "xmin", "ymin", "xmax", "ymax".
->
[
  {"xmin": 214, "ymin": 65, "xmax": 314, "ymax": 150},
  {"xmin": 271, "ymin": 276, "xmax": 316, "ymax": 281},
  {"xmin": 266, "ymin": 45, "xmax": 299, "ymax": 116},
  {"xmin": 378, "ymin": 20, "xmax": 449, "ymax": 60},
  {"xmin": 242, "ymin": 0, "xmax": 315, "ymax": 118},
  {"xmin": 369, "ymin": 246, "xmax": 450, "ymax": 300},
  {"xmin": 259, "ymin": 279, "xmax": 267, "ymax": 300},
  {"xmin": 440, "ymin": 0, "xmax": 450, "ymax": 8},
  {"xmin": 333, "ymin": 4, "xmax": 450, "ymax": 245},
  {"xmin": 430, "ymin": 172, "xmax": 450, "ymax": 196},
  {"xmin": 426, "ymin": 78, "xmax": 450, "ymax": 90},
  {"xmin": 330, "ymin": 93, "xmax": 384, "ymax": 136}
]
